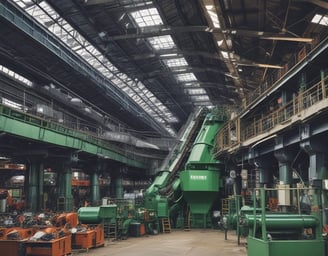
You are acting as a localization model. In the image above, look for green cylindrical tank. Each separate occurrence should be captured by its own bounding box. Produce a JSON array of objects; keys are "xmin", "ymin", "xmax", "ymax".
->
[
  {"xmin": 245, "ymin": 214, "xmax": 319, "ymax": 229},
  {"xmin": 78, "ymin": 207, "xmax": 101, "ymax": 224}
]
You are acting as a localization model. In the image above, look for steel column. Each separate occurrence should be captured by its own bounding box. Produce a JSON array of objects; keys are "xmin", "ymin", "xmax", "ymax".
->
[
  {"xmin": 58, "ymin": 161, "xmax": 73, "ymax": 212},
  {"xmin": 38, "ymin": 163, "xmax": 44, "ymax": 210},
  {"xmin": 27, "ymin": 161, "xmax": 39, "ymax": 212},
  {"xmin": 91, "ymin": 172, "xmax": 100, "ymax": 204}
]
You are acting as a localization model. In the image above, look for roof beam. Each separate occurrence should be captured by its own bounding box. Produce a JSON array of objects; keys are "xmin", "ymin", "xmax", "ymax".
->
[
  {"xmin": 107, "ymin": 25, "xmax": 313, "ymax": 43},
  {"xmin": 179, "ymin": 81, "xmax": 235, "ymax": 89},
  {"xmin": 144, "ymin": 66, "xmax": 231, "ymax": 79},
  {"xmin": 132, "ymin": 49, "xmax": 222, "ymax": 60},
  {"xmin": 294, "ymin": 0, "xmax": 328, "ymax": 9},
  {"xmin": 108, "ymin": 25, "xmax": 216, "ymax": 40},
  {"xmin": 82, "ymin": 0, "xmax": 152, "ymax": 7},
  {"xmin": 236, "ymin": 62, "xmax": 283, "ymax": 69}
]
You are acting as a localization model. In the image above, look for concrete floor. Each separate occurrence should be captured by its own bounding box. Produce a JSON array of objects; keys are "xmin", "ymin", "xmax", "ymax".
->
[{"xmin": 73, "ymin": 229, "xmax": 247, "ymax": 256}]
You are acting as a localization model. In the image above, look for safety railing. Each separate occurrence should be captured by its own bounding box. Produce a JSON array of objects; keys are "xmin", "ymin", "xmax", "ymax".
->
[
  {"xmin": 243, "ymin": 34, "xmax": 323, "ymax": 109},
  {"xmin": 0, "ymin": 103, "xmax": 147, "ymax": 163},
  {"xmin": 215, "ymin": 75, "xmax": 328, "ymax": 154}
]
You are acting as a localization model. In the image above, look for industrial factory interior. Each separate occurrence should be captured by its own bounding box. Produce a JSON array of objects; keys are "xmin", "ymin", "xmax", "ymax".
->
[{"xmin": 0, "ymin": 0, "xmax": 327, "ymax": 255}]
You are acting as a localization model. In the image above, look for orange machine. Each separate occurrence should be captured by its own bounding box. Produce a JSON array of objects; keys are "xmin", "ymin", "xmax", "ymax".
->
[{"xmin": 72, "ymin": 224, "xmax": 104, "ymax": 250}]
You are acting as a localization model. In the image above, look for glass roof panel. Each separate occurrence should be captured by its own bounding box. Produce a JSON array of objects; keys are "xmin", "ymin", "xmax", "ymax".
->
[
  {"xmin": 130, "ymin": 6, "xmax": 213, "ymax": 108},
  {"xmin": 130, "ymin": 8, "xmax": 162, "ymax": 27},
  {"xmin": 206, "ymin": 5, "xmax": 221, "ymax": 28},
  {"xmin": 311, "ymin": 14, "xmax": 328, "ymax": 26},
  {"xmin": 0, "ymin": 64, "xmax": 32, "ymax": 87},
  {"xmin": 164, "ymin": 58, "xmax": 188, "ymax": 67},
  {"xmin": 190, "ymin": 95, "xmax": 210, "ymax": 101},
  {"xmin": 14, "ymin": 0, "xmax": 179, "ymax": 134},
  {"xmin": 176, "ymin": 73, "xmax": 197, "ymax": 82},
  {"xmin": 148, "ymin": 35, "xmax": 176, "ymax": 50},
  {"xmin": 185, "ymin": 88, "xmax": 206, "ymax": 95}
]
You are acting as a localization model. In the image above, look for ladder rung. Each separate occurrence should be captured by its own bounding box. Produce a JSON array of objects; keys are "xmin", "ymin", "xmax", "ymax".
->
[{"xmin": 162, "ymin": 218, "xmax": 171, "ymax": 233}]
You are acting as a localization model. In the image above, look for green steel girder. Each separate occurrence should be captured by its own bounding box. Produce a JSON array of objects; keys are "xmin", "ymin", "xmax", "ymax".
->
[{"xmin": 0, "ymin": 105, "xmax": 148, "ymax": 169}]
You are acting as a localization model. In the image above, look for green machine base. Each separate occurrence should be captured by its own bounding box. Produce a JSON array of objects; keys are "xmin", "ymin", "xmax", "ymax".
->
[{"xmin": 247, "ymin": 237, "xmax": 325, "ymax": 256}]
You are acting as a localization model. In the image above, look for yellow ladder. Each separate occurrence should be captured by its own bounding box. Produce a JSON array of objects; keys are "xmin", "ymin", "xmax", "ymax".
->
[
  {"xmin": 162, "ymin": 218, "xmax": 171, "ymax": 233},
  {"xmin": 221, "ymin": 198, "xmax": 229, "ymax": 216}
]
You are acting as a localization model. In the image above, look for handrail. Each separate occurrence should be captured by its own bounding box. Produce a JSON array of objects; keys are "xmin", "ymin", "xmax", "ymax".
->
[
  {"xmin": 242, "ymin": 34, "xmax": 323, "ymax": 110},
  {"xmin": 0, "ymin": 104, "xmax": 147, "ymax": 163},
  {"xmin": 215, "ymin": 75, "xmax": 328, "ymax": 154}
]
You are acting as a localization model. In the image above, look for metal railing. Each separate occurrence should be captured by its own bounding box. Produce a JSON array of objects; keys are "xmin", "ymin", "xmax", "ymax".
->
[
  {"xmin": 242, "ymin": 34, "xmax": 323, "ymax": 109},
  {"xmin": 215, "ymin": 75, "xmax": 328, "ymax": 153},
  {"xmin": 0, "ymin": 103, "xmax": 148, "ymax": 164}
]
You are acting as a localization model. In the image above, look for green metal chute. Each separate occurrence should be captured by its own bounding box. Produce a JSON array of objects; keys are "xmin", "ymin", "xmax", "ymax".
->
[
  {"xmin": 179, "ymin": 107, "xmax": 226, "ymax": 227},
  {"xmin": 141, "ymin": 107, "xmax": 227, "ymax": 229}
]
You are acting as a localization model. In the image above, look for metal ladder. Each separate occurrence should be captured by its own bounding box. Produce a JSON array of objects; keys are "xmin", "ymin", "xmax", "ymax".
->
[{"xmin": 162, "ymin": 218, "xmax": 171, "ymax": 233}]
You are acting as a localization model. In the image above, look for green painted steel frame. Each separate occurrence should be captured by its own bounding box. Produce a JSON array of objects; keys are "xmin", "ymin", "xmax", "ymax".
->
[
  {"xmin": 247, "ymin": 188, "xmax": 325, "ymax": 256},
  {"xmin": 0, "ymin": 105, "xmax": 148, "ymax": 168},
  {"xmin": 247, "ymin": 237, "xmax": 325, "ymax": 256}
]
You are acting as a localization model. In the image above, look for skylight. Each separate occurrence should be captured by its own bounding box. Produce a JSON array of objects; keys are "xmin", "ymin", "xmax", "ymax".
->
[
  {"xmin": 164, "ymin": 58, "xmax": 188, "ymax": 67},
  {"xmin": 206, "ymin": 5, "xmax": 221, "ymax": 28},
  {"xmin": 221, "ymin": 50, "xmax": 229, "ymax": 59},
  {"xmin": 185, "ymin": 88, "xmax": 207, "ymax": 95},
  {"xmin": 0, "ymin": 64, "xmax": 32, "ymax": 87},
  {"xmin": 311, "ymin": 14, "xmax": 328, "ymax": 26},
  {"xmin": 190, "ymin": 95, "xmax": 210, "ymax": 101},
  {"xmin": 130, "ymin": 8, "xmax": 162, "ymax": 27},
  {"xmin": 148, "ymin": 35, "xmax": 176, "ymax": 50},
  {"xmin": 129, "ymin": 6, "xmax": 213, "ymax": 108},
  {"xmin": 176, "ymin": 73, "xmax": 197, "ymax": 82},
  {"xmin": 13, "ymin": 0, "xmax": 178, "ymax": 136}
]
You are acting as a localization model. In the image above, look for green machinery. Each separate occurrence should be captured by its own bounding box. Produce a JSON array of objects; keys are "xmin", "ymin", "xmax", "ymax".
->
[
  {"xmin": 78, "ymin": 205, "xmax": 117, "ymax": 224},
  {"xmin": 78, "ymin": 205, "xmax": 118, "ymax": 237},
  {"xmin": 180, "ymin": 108, "xmax": 226, "ymax": 228},
  {"xmin": 244, "ymin": 188, "xmax": 325, "ymax": 256},
  {"xmin": 142, "ymin": 107, "xmax": 227, "ymax": 229}
]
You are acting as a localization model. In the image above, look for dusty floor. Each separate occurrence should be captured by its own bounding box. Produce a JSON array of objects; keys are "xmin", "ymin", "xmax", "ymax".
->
[{"xmin": 73, "ymin": 229, "xmax": 247, "ymax": 256}]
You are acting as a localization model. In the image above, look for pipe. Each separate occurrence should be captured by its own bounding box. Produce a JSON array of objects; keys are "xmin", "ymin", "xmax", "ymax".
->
[
  {"xmin": 246, "ymin": 214, "xmax": 319, "ymax": 229},
  {"xmin": 102, "ymin": 131, "xmax": 160, "ymax": 149}
]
